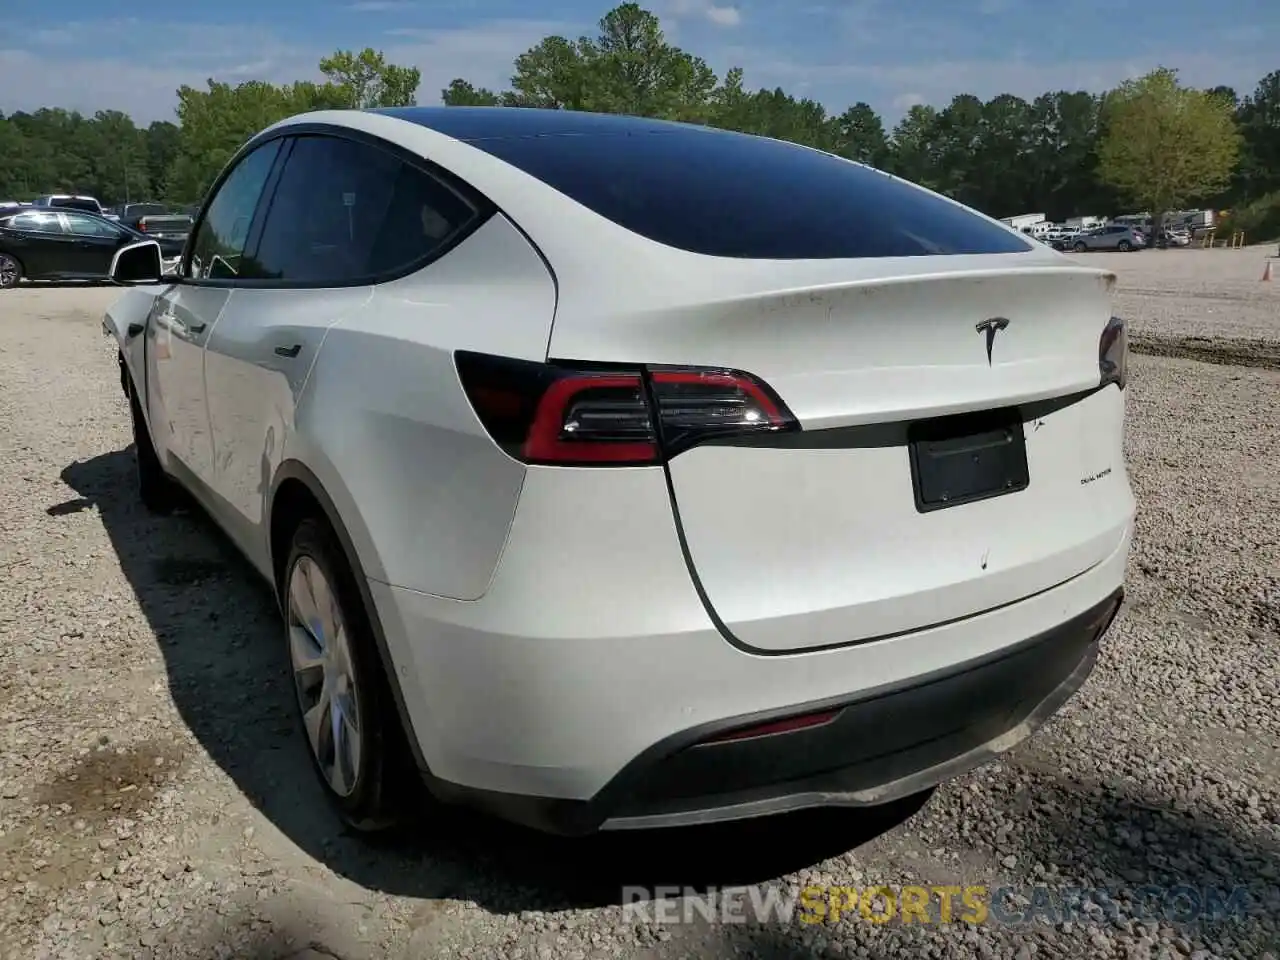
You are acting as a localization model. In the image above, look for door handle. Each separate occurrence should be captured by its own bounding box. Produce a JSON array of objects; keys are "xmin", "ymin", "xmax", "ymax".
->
[
  {"xmin": 274, "ymin": 344, "xmax": 302, "ymax": 358},
  {"xmin": 186, "ymin": 322, "xmax": 207, "ymax": 335}
]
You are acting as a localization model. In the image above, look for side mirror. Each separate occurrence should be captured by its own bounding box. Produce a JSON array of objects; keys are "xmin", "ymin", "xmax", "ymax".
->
[{"xmin": 110, "ymin": 240, "xmax": 164, "ymax": 285}]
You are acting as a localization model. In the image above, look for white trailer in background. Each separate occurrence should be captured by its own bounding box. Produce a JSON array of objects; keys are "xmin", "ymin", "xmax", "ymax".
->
[
  {"xmin": 1067, "ymin": 215, "xmax": 1106, "ymax": 231},
  {"xmin": 1000, "ymin": 213, "xmax": 1047, "ymax": 233}
]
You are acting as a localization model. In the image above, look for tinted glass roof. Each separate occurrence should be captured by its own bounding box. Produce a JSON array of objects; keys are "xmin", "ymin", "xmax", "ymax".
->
[
  {"xmin": 370, "ymin": 107, "xmax": 1032, "ymax": 260},
  {"xmin": 368, "ymin": 106, "xmax": 721, "ymax": 142}
]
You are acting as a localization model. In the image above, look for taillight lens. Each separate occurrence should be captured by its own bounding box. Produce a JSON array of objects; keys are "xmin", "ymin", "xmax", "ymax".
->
[
  {"xmin": 455, "ymin": 351, "xmax": 798, "ymax": 466},
  {"xmin": 1099, "ymin": 315, "xmax": 1127, "ymax": 389},
  {"xmin": 137, "ymin": 221, "xmax": 147, "ymax": 231}
]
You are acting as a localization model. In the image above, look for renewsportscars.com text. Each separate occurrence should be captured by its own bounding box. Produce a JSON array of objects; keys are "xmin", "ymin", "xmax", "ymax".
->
[{"xmin": 620, "ymin": 884, "xmax": 1252, "ymax": 927}]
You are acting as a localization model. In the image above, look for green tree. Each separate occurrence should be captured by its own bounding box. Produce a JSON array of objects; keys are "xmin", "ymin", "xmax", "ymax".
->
[
  {"xmin": 318, "ymin": 48, "xmax": 421, "ymax": 108},
  {"xmin": 441, "ymin": 79, "xmax": 503, "ymax": 106},
  {"xmin": 2, "ymin": 5, "xmax": 1274, "ymax": 226},
  {"xmin": 1097, "ymin": 67, "xmax": 1242, "ymax": 233},
  {"xmin": 887, "ymin": 105, "xmax": 942, "ymax": 189},
  {"xmin": 145, "ymin": 121, "xmax": 182, "ymax": 199},
  {"xmin": 833, "ymin": 102, "xmax": 889, "ymax": 167},
  {"xmin": 1236, "ymin": 70, "xmax": 1280, "ymax": 198}
]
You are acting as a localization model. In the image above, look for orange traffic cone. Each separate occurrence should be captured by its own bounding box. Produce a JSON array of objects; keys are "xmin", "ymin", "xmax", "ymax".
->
[{"xmin": 1263, "ymin": 260, "xmax": 1274, "ymax": 282}]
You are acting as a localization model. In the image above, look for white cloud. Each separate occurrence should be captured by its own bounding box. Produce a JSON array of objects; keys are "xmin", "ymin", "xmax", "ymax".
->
[
  {"xmin": 705, "ymin": 6, "xmax": 743, "ymax": 27},
  {"xmin": 383, "ymin": 18, "xmax": 582, "ymax": 98},
  {"xmin": 668, "ymin": 0, "xmax": 744, "ymax": 28},
  {"xmin": 346, "ymin": 1, "xmax": 417, "ymax": 11},
  {"xmin": 737, "ymin": 49, "xmax": 1277, "ymax": 119},
  {"xmin": 0, "ymin": 16, "xmax": 572, "ymax": 123}
]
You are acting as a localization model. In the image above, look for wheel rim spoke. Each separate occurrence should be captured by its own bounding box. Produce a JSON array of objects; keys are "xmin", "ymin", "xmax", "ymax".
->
[{"xmin": 302, "ymin": 688, "xmax": 329, "ymax": 760}]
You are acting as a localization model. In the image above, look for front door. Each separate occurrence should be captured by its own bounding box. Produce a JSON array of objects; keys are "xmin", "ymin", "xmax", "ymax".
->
[
  {"xmin": 147, "ymin": 135, "xmax": 287, "ymax": 497},
  {"xmin": 3, "ymin": 210, "xmax": 74, "ymax": 277},
  {"xmin": 146, "ymin": 284, "xmax": 230, "ymax": 486}
]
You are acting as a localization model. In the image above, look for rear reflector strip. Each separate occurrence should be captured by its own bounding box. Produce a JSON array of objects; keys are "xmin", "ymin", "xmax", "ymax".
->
[{"xmin": 700, "ymin": 708, "xmax": 842, "ymax": 744}]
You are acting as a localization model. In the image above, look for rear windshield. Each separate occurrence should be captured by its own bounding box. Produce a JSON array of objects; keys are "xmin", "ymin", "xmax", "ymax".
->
[
  {"xmin": 49, "ymin": 198, "xmax": 101, "ymax": 212},
  {"xmin": 463, "ymin": 125, "xmax": 1031, "ymax": 260}
]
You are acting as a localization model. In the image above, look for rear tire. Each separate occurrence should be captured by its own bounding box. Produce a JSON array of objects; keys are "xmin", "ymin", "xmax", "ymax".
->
[
  {"xmin": 128, "ymin": 379, "xmax": 182, "ymax": 514},
  {"xmin": 1117, "ymin": 240, "xmax": 1131, "ymax": 252},
  {"xmin": 1072, "ymin": 241, "xmax": 1087, "ymax": 253},
  {"xmin": 283, "ymin": 517, "xmax": 416, "ymax": 833},
  {"xmin": 0, "ymin": 253, "xmax": 21, "ymax": 289}
]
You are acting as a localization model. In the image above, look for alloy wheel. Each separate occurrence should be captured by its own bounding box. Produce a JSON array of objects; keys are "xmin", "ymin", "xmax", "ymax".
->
[
  {"xmin": 287, "ymin": 555, "xmax": 364, "ymax": 798},
  {"xmin": 0, "ymin": 255, "xmax": 19, "ymax": 288}
]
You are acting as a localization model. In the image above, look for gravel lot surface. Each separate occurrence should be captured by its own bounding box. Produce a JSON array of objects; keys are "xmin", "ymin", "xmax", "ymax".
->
[{"xmin": 1, "ymin": 247, "xmax": 1277, "ymax": 960}]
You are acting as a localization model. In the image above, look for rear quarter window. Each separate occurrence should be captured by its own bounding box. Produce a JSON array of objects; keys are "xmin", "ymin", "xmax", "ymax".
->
[{"xmin": 466, "ymin": 125, "xmax": 1032, "ymax": 260}]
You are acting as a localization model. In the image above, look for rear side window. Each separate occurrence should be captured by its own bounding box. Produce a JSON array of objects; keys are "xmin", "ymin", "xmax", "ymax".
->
[
  {"xmin": 62, "ymin": 213, "xmax": 120, "ymax": 238},
  {"xmin": 468, "ymin": 126, "xmax": 1031, "ymax": 259},
  {"xmin": 188, "ymin": 139, "xmax": 283, "ymax": 281},
  {"xmin": 246, "ymin": 135, "xmax": 478, "ymax": 284}
]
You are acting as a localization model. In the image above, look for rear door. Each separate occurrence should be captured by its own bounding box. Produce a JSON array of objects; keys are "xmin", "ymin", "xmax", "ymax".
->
[
  {"xmin": 201, "ymin": 132, "xmax": 483, "ymax": 564},
  {"xmin": 58, "ymin": 213, "xmax": 129, "ymax": 276}
]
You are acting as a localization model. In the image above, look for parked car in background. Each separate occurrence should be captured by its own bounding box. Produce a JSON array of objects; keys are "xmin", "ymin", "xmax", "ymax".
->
[
  {"xmin": 32, "ymin": 194, "xmax": 107, "ymax": 216},
  {"xmin": 1163, "ymin": 228, "xmax": 1191, "ymax": 247},
  {"xmin": 103, "ymin": 106, "xmax": 1133, "ymax": 838},
  {"xmin": 0, "ymin": 208, "xmax": 184, "ymax": 287},
  {"xmin": 1071, "ymin": 225, "xmax": 1146, "ymax": 253}
]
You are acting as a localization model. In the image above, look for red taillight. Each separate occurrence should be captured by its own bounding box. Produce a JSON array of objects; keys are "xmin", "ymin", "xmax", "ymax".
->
[
  {"xmin": 455, "ymin": 351, "xmax": 798, "ymax": 466},
  {"xmin": 1099, "ymin": 316, "xmax": 1127, "ymax": 389}
]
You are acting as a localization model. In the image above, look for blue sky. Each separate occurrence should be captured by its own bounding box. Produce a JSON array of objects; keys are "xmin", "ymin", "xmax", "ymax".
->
[{"xmin": 1, "ymin": 0, "xmax": 1274, "ymax": 126}]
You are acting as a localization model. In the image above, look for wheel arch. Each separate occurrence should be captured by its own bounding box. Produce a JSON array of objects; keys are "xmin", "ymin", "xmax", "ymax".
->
[{"xmin": 266, "ymin": 459, "xmax": 432, "ymax": 774}]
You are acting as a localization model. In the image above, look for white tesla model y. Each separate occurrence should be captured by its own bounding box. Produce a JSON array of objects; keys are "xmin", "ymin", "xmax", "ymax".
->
[{"xmin": 103, "ymin": 107, "xmax": 1135, "ymax": 835}]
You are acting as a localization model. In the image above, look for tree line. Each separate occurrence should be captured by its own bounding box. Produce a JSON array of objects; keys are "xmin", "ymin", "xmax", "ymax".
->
[{"xmin": 1, "ymin": 3, "xmax": 1277, "ymax": 238}]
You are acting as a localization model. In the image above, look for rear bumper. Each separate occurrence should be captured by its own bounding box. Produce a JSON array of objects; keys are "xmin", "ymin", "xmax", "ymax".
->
[
  {"xmin": 422, "ymin": 589, "xmax": 1121, "ymax": 835},
  {"xmin": 367, "ymin": 465, "xmax": 1134, "ymax": 835}
]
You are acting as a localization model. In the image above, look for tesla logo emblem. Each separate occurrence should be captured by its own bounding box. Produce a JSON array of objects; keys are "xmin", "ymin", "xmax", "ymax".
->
[{"xmin": 975, "ymin": 317, "xmax": 1010, "ymax": 365}]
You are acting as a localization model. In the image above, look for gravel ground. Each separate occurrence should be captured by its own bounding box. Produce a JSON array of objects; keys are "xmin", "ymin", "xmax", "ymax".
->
[{"xmin": 0, "ymin": 248, "xmax": 1277, "ymax": 960}]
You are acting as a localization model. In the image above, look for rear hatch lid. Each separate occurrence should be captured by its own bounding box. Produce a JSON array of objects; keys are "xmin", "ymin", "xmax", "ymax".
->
[{"xmin": 550, "ymin": 261, "xmax": 1133, "ymax": 653}]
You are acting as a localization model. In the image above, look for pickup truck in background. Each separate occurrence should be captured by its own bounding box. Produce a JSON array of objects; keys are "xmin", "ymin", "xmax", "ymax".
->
[
  {"xmin": 132, "ymin": 214, "xmax": 193, "ymax": 269},
  {"xmin": 113, "ymin": 202, "xmax": 170, "ymax": 230}
]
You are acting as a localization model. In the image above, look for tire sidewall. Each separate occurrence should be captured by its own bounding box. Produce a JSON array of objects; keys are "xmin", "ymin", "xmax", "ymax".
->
[
  {"xmin": 283, "ymin": 518, "xmax": 396, "ymax": 830},
  {"xmin": 1073, "ymin": 242, "xmax": 1086, "ymax": 253},
  {"xmin": 128, "ymin": 380, "xmax": 177, "ymax": 513}
]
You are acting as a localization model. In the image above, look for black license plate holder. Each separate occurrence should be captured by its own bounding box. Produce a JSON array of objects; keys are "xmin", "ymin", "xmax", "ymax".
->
[{"xmin": 908, "ymin": 408, "xmax": 1029, "ymax": 513}]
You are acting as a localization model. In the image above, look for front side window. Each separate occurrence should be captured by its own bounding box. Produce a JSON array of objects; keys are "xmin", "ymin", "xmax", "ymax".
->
[
  {"xmin": 187, "ymin": 139, "xmax": 283, "ymax": 281},
  {"xmin": 246, "ymin": 134, "xmax": 477, "ymax": 284},
  {"xmin": 6, "ymin": 211, "xmax": 64, "ymax": 234}
]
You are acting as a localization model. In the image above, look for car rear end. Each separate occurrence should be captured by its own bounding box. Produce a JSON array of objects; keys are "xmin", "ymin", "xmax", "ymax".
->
[{"xmin": 363, "ymin": 113, "xmax": 1135, "ymax": 833}]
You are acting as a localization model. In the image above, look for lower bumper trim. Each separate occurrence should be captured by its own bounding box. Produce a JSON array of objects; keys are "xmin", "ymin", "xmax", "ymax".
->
[{"xmin": 421, "ymin": 588, "xmax": 1123, "ymax": 835}]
